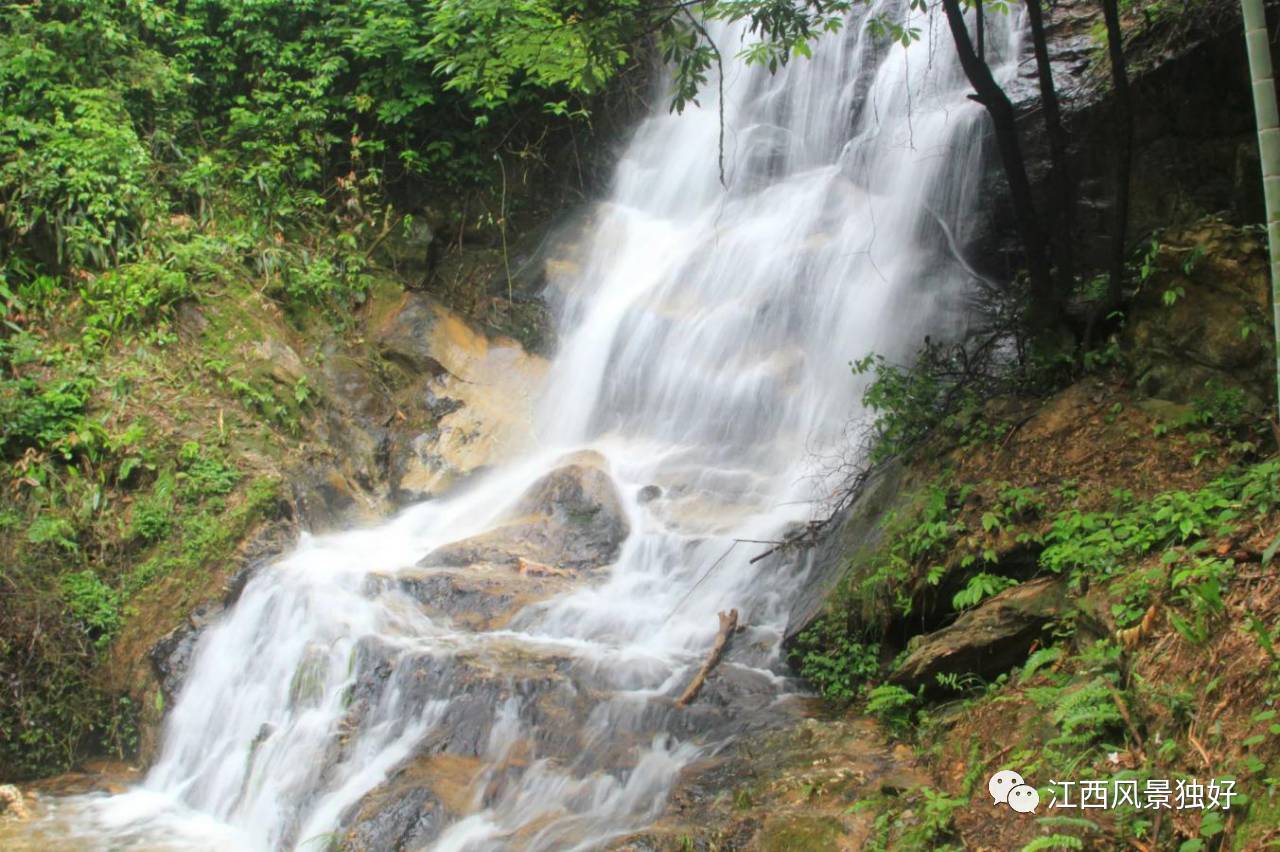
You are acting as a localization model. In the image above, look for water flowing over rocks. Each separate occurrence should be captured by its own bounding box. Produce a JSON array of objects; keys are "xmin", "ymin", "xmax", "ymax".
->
[
  {"xmin": 422, "ymin": 452, "xmax": 629, "ymax": 573},
  {"xmin": 15, "ymin": 4, "xmax": 1037, "ymax": 849}
]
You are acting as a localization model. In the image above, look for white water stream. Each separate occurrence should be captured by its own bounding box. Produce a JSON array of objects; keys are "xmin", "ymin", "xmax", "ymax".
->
[{"xmin": 20, "ymin": 3, "xmax": 1024, "ymax": 849}]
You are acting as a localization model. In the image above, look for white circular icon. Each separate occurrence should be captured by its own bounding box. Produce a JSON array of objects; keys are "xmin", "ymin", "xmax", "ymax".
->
[
  {"xmin": 988, "ymin": 769, "xmax": 1025, "ymax": 805},
  {"xmin": 1007, "ymin": 783, "xmax": 1040, "ymax": 814}
]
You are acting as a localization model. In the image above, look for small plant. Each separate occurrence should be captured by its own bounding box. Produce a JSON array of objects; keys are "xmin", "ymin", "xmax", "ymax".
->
[
  {"xmin": 60, "ymin": 570, "xmax": 121, "ymax": 649},
  {"xmin": 866, "ymin": 684, "xmax": 919, "ymax": 734},
  {"xmin": 0, "ymin": 377, "xmax": 93, "ymax": 459},
  {"xmin": 26, "ymin": 515, "xmax": 79, "ymax": 552},
  {"xmin": 130, "ymin": 497, "xmax": 173, "ymax": 543},
  {"xmin": 952, "ymin": 572, "xmax": 1017, "ymax": 610},
  {"xmin": 176, "ymin": 442, "xmax": 239, "ymax": 501},
  {"xmin": 792, "ymin": 616, "xmax": 880, "ymax": 700}
]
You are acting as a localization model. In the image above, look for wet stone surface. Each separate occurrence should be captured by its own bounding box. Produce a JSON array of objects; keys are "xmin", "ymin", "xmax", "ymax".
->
[{"xmin": 423, "ymin": 455, "xmax": 629, "ymax": 572}]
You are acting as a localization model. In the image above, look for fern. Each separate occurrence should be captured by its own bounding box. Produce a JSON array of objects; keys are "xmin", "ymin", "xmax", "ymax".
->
[
  {"xmin": 1021, "ymin": 835, "xmax": 1084, "ymax": 851},
  {"xmin": 1022, "ymin": 646, "xmax": 1063, "ymax": 681},
  {"xmin": 1051, "ymin": 679, "xmax": 1121, "ymax": 736},
  {"xmin": 1035, "ymin": 815, "xmax": 1102, "ymax": 833}
]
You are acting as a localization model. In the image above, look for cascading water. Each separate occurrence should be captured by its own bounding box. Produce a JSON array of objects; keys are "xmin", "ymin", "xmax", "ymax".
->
[{"xmin": 15, "ymin": 3, "xmax": 1024, "ymax": 849}]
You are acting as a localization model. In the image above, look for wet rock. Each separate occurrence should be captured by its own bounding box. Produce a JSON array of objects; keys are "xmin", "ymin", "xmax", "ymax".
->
[
  {"xmin": 374, "ymin": 292, "xmax": 449, "ymax": 377},
  {"xmin": 367, "ymin": 564, "xmax": 573, "ymax": 631},
  {"xmin": 291, "ymin": 465, "xmax": 379, "ymax": 531},
  {"xmin": 784, "ymin": 460, "xmax": 918, "ymax": 645},
  {"xmin": 342, "ymin": 784, "xmax": 445, "ymax": 852},
  {"xmin": 424, "ymin": 453, "xmax": 629, "ymax": 571},
  {"xmin": 368, "ymin": 293, "xmax": 548, "ymax": 502},
  {"xmin": 889, "ymin": 577, "xmax": 1066, "ymax": 693},
  {"xmin": 321, "ymin": 352, "xmax": 395, "ymax": 425},
  {"xmin": 342, "ymin": 638, "xmax": 590, "ymax": 761},
  {"xmin": 149, "ymin": 602, "xmax": 223, "ymax": 705},
  {"xmin": 147, "ymin": 523, "xmax": 291, "ymax": 705},
  {"xmin": 637, "ymin": 485, "xmax": 662, "ymax": 504}
]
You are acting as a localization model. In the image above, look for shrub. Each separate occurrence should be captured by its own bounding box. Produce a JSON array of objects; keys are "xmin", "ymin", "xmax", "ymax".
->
[
  {"xmin": 176, "ymin": 442, "xmax": 239, "ymax": 501},
  {"xmin": 60, "ymin": 570, "xmax": 121, "ymax": 649},
  {"xmin": 792, "ymin": 616, "xmax": 881, "ymax": 701},
  {"xmin": 0, "ymin": 377, "xmax": 92, "ymax": 458}
]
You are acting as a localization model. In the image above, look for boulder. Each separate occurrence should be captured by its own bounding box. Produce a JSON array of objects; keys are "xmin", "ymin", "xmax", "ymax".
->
[
  {"xmin": 374, "ymin": 292, "xmax": 449, "ymax": 377},
  {"xmin": 366, "ymin": 563, "xmax": 574, "ymax": 632},
  {"xmin": 342, "ymin": 782, "xmax": 447, "ymax": 852},
  {"xmin": 423, "ymin": 454, "xmax": 629, "ymax": 572},
  {"xmin": 888, "ymin": 577, "xmax": 1065, "ymax": 693}
]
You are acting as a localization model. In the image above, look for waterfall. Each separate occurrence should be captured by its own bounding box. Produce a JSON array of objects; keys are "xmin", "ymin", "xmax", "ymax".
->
[{"xmin": 27, "ymin": 3, "xmax": 1024, "ymax": 849}]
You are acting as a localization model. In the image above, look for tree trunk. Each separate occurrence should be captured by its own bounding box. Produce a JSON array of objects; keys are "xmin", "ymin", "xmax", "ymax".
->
[
  {"xmin": 1025, "ymin": 0, "xmax": 1074, "ymax": 289},
  {"xmin": 940, "ymin": 0, "xmax": 1056, "ymax": 330},
  {"xmin": 976, "ymin": 0, "xmax": 985, "ymax": 61},
  {"xmin": 1241, "ymin": 0, "xmax": 1280, "ymax": 422},
  {"xmin": 1100, "ymin": 0, "xmax": 1133, "ymax": 308}
]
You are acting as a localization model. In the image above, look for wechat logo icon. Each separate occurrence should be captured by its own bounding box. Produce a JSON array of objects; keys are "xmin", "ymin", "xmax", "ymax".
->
[{"xmin": 989, "ymin": 769, "xmax": 1039, "ymax": 814}]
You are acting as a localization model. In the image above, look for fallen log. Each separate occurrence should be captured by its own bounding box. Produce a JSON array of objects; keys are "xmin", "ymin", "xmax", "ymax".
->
[{"xmin": 676, "ymin": 609, "xmax": 738, "ymax": 707}]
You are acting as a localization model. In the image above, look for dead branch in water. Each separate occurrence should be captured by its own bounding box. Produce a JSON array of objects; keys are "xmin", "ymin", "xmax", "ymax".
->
[{"xmin": 676, "ymin": 609, "xmax": 738, "ymax": 707}]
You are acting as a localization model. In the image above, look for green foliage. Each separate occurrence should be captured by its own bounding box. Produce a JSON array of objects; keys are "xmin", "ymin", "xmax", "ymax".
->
[
  {"xmin": 792, "ymin": 615, "xmax": 880, "ymax": 700},
  {"xmin": 1040, "ymin": 478, "xmax": 1240, "ymax": 580},
  {"xmin": 1021, "ymin": 836, "xmax": 1084, "ymax": 851},
  {"xmin": 1022, "ymin": 646, "xmax": 1063, "ymax": 681},
  {"xmin": 26, "ymin": 515, "xmax": 79, "ymax": 552},
  {"xmin": 60, "ymin": 570, "xmax": 121, "ymax": 649},
  {"xmin": 866, "ymin": 684, "xmax": 919, "ymax": 734},
  {"xmin": 952, "ymin": 572, "xmax": 1017, "ymax": 610},
  {"xmin": 1050, "ymin": 677, "xmax": 1122, "ymax": 744},
  {"xmin": 80, "ymin": 262, "xmax": 191, "ymax": 343},
  {"xmin": 130, "ymin": 476, "xmax": 175, "ymax": 543},
  {"xmin": 852, "ymin": 339, "xmax": 1018, "ymax": 464},
  {"xmin": 0, "ymin": 376, "xmax": 92, "ymax": 459},
  {"xmin": 176, "ymin": 442, "xmax": 239, "ymax": 501}
]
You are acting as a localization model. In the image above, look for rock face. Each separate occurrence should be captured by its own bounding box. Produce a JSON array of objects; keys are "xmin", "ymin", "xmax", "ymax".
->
[
  {"xmin": 374, "ymin": 292, "xmax": 549, "ymax": 505},
  {"xmin": 149, "ymin": 603, "xmax": 221, "ymax": 706},
  {"xmin": 423, "ymin": 453, "xmax": 630, "ymax": 572},
  {"xmin": 1122, "ymin": 221, "xmax": 1273, "ymax": 404},
  {"xmin": 783, "ymin": 461, "xmax": 919, "ymax": 645},
  {"xmin": 969, "ymin": 0, "xmax": 1263, "ymax": 279},
  {"xmin": 285, "ymin": 288, "xmax": 549, "ymax": 529},
  {"xmin": 343, "ymin": 783, "xmax": 444, "ymax": 852},
  {"xmin": 889, "ymin": 577, "xmax": 1066, "ymax": 693},
  {"xmin": 365, "ymin": 562, "xmax": 576, "ymax": 631}
]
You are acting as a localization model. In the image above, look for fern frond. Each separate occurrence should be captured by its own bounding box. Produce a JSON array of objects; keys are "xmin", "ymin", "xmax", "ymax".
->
[{"xmin": 1021, "ymin": 835, "xmax": 1084, "ymax": 851}]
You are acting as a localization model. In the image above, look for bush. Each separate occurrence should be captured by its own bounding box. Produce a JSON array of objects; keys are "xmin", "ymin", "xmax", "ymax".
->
[
  {"xmin": 792, "ymin": 616, "xmax": 881, "ymax": 701},
  {"xmin": 0, "ymin": 88, "xmax": 156, "ymax": 269},
  {"xmin": 60, "ymin": 570, "xmax": 121, "ymax": 649},
  {"xmin": 176, "ymin": 442, "xmax": 239, "ymax": 501},
  {"xmin": 129, "ymin": 499, "xmax": 173, "ymax": 544},
  {"xmin": 80, "ymin": 262, "xmax": 191, "ymax": 339},
  {"xmin": 0, "ymin": 377, "xmax": 92, "ymax": 458}
]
